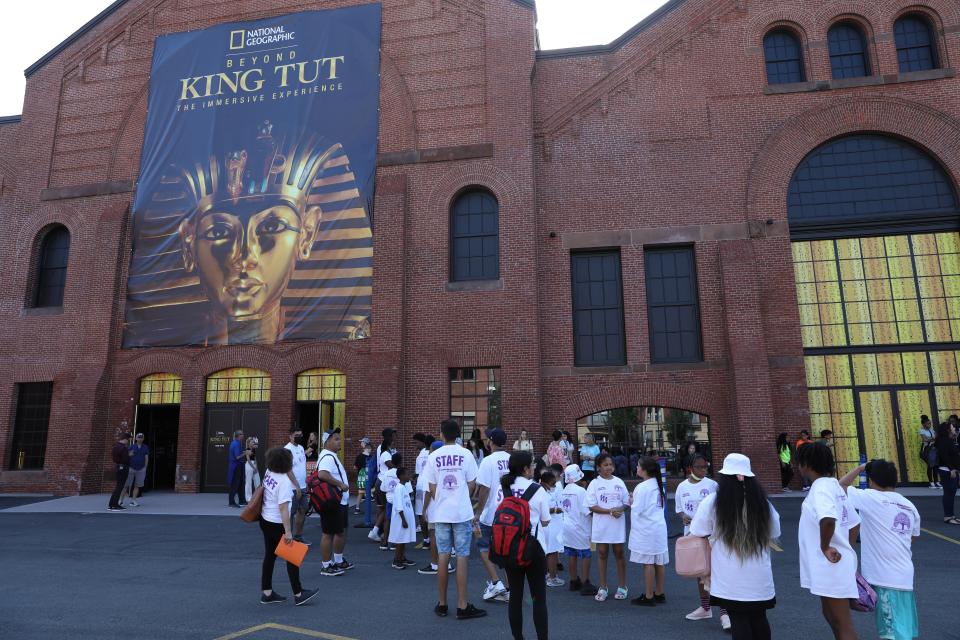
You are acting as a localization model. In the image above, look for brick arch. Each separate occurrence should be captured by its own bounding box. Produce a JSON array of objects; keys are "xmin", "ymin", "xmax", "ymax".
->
[
  {"xmin": 437, "ymin": 345, "xmax": 506, "ymax": 367},
  {"xmin": 747, "ymin": 8, "xmax": 817, "ymax": 48},
  {"xmin": 107, "ymin": 83, "xmax": 148, "ymax": 182},
  {"xmin": 884, "ymin": 2, "xmax": 954, "ymax": 68},
  {"xmin": 745, "ymin": 95, "xmax": 960, "ymax": 224},
  {"xmin": 424, "ymin": 161, "xmax": 524, "ymax": 228},
  {"xmin": 13, "ymin": 204, "xmax": 90, "ymax": 309},
  {"xmin": 114, "ymin": 350, "xmax": 198, "ymax": 382},
  {"xmin": 283, "ymin": 341, "xmax": 364, "ymax": 378},
  {"xmin": 564, "ymin": 382, "xmax": 723, "ymax": 422},
  {"xmin": 812, "ymin": 3, "xmax": 884, "ymax": 31},
  {"xmin": 192, "ymin": 345, "xmax": 289, "ymax": 380}
]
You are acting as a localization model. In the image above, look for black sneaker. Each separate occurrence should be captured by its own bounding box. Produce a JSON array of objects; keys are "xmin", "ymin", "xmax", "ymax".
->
[
  {"xmin": 557, "ymin": 562, "xmax": 565, "ymax": 571},
  {"xmin": 294, "ymin": 588, "xmax": 319, "ymax": 606},
  {"xmin": 447, "ymin": 563, "xmax": 456, "ymax": 574},
  {"xmin": 434, "ymin": 603, "xmax": 448, "ymax": 617},
  {"xmin": 353, "ymin": 523, "xmax": 374, "ymax": 529},
  {"xmin": 391, "ymin": 561, "xmax": 406, "ymax": 570},
  {"xmin": 653, "ymin": 593, "xmax": 666, "ymax": 604},
  {"xmin": 456, "ymin": 603, "xmax": 487, "ymax": 620},
  {"xmin": 260, "ymin": 592, "xmax": 287, "ymax": 604},
  {"xmin": 319, "ymin": 565, "xmax": 344, "ymax": 577},
  {"xmin": 379, "ymin": 543, "xmax": 391, "ymax": 551},
  {"xmin": 580, "ymin": 581, "xmax": 599, "ymax": 596},
  {"xmin": 402, "ymin": 558, "xmax": 417, "ymax": 567},
  {"xmin": 418, "ymin": 565, "xmax": 438, "ymax": 575},
  {"xmin": 108, "ymin": 505, "xmax": 126, "ymax": 511},
  {"xmin": 336, "ymin": 560, "xmax": 356, "ymax": 571},
  {"xmin": 631, "ymin": 595, "xmax": 656, "ymax": 606},
  {"xmin": 569, "ymin": 578, "xmax": 582, "ymax": 592},
  {"xmin": 293, "ymin": 536, "xmax": 311, "ymax": 547}
]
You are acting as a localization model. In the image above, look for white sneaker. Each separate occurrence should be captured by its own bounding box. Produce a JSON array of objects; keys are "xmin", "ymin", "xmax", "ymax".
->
[
  {"xmin": 495, "ymin": 591, "xmax": 510, "ymax": 602},
  {"xmin": 930, "ymin": 482, "xmax": 937, "ymax": 488},
  {"xmin": 936, "ymin": 483, "xmax": 943, "ymax": 488},
  {"xmin": 546, "ymin": 577, "xmax": 565, "ymax": 587},
  {"xmin": 367, "ymin": 529, "xmax": 380, "ymax": 541},
  {"xmin": 483, "ymin": 581, "xmax": 507, "ymax": 601},
  {"xmin": 720, "ymin": 614, "xmax": 731, "ymax": 630},
  {"xmin": 130, "ymin": 500, "xmax": 139, "ymax": 507},
  {"xmin": 686, "ymin": 606, "xmax": 713, "ymax": 620}
]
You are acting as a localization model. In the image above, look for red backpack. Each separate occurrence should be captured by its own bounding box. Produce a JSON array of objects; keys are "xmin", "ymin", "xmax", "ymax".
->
[
  {"xmin": 306, "ymin": 452, "xmax": 344, "ymax": 513},
  {"xmin": 490, "ymin": 483, "xmax": 540, "ymax": 570}
]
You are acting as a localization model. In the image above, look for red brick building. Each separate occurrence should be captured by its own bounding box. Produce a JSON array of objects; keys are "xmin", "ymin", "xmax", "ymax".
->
[{"xmin": 2, "ymin": 0, "xmax": 958, "ymax": 495}]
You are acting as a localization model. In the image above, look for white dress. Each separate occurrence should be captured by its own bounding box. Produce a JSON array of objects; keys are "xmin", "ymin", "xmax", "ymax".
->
[
  {"xmin": 628, "ymin": 478, "xmax": 669, "ymax": 565},
  {"xmin": 798, "ymin": 476, "xmax": 859, "ymax": 598},
  {"xmin": 543, "ymin": 485, "xmax": 565, "ymax": 554},
  {"xmin": 389, "ymin": 482, "xmax": 417, "ymax": 544}
]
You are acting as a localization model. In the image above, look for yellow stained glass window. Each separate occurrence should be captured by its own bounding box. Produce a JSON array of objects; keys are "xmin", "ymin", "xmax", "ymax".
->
[
  {"xmin": 824, "ymin": 355, "xmax": 851, "ymax": 387},
  {"xmin": 901, "ymin": 352, "xmax": 929, "ymax": 384},
  {"xmin": 139, "ymin": 373, "xmax": 182, "ymax": 405},
  {"xmin": 206, "ymin": 368, "xmax": 270, "ymax": 403},
  {"xmin": 851, "ymin": 354, "xmax": 879, "ymax": 386},
  {"xmin": 931, "ymin": 351, "xmax": 960, "ymax": 384},
  {"xmin": 936, "ymin": 386, "xmax": 960, "ymax": 423},
  {"xmin": 296, "ymin": 369, "xmax": 347, "ymax": 402}
]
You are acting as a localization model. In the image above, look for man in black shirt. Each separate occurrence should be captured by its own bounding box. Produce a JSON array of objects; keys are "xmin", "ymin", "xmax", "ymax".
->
[{"xmin": 108, "ymin": 433, "xmax": 132, "ymax": 511}]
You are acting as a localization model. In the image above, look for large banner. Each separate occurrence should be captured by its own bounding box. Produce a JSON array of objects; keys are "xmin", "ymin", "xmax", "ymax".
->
[{"xmin": 122, "ymin": 5, "xmax": 381, "ymax": 347}]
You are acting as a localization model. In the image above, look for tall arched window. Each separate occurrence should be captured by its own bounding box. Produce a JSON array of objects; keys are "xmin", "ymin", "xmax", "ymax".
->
[
  {"xmin": 31, "ymin": 225, "xmax": 70, "ymax": 308},
  {"xmin": 450, "ymin": 189, "xmax": 499, "ymax": 282},
  {"xmin": 894, "ymin": 15, "xmax": 938, "ymax": 73},
  {"xmin": 763, "ymin": 29, "xmax": 806, "ymax": 84},
  {"xmin": 828, "ymin": 23, "xmax": 870, "ymax": 79}
]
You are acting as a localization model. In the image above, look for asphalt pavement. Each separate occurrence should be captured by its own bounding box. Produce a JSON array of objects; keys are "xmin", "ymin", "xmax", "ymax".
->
[{"xmin": 1, "ymin": 494, "xmax": 958, "ymax": 640}]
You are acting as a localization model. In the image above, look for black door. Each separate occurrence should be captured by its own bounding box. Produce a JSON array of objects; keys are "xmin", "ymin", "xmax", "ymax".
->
[
  {"xmin": 138, "ymin": 405, "xmax": 180, "ymax": 491},
  {"xmin": 202, "ymin": 404, "xmax": 269, "ymax": 493}
]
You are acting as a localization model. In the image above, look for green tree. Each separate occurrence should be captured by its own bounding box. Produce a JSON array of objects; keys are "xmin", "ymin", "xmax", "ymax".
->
[
  {"xmin": 606, "ymin": 407, "xmax": 639, "ymax": 446},
  {"xmin": 665, "ymin": 409, "xmax": 693, "ymax": 448}
]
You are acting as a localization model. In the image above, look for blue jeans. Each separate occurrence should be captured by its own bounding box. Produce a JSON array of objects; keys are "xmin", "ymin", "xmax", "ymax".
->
[
  {"xmin": 364, "ymin": 481, "xmax": 373, "ymax": 526},
  {"xmin": 940, "ymin": 469, "xmax": 957, "ymax": 518},
  {"xmin": 435, "ymin": 521, "xmax": 473, "ymax": 557}
]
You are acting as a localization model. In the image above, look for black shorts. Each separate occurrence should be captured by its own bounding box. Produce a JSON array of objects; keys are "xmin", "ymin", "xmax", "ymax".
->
[
  {"xmin": 374, "ymin": 488, "xmax": 387, "ymax": 506},
  {"xmin": 320, "ymin": 504, "xmax": 348, "ymax": 535}
]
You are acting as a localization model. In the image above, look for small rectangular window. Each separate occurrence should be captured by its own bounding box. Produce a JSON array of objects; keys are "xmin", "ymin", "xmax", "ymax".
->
[
  {"xmin": 449, "ymin": 367, "xmax": 501, "ymax": 439},
  {"xmin": 10, "ymin": 382, "xmax": 54, "ymax": 470},
  {"xmin": 571, "ymin": 250, "xmax": 627, "ymax": 367},
  {"xmin": 645, "ymin": 246, "xmax": 703, "ymax": 363}
]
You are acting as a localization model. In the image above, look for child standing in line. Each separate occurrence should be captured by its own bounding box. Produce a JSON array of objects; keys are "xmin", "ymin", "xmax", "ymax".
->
[
  {"xmin": 675, "ymin": 454, "xmax": 728, "ymax": 629},
  {"xmin": 628, "ymin": 456, "xmax": 669, "ymax": 607},
  {"xmin": 797, "ymin": 443, "xmax": 860, "ymax": 640},
  {"xmin": 840, "ymin": 459, "xmax": 921, "ymax": 640},
  {"xmin": 540, "ymin": 470, "xmax": 565, "ymax": 587},
  {"xmin": 561, "ymin": 464, "xmax": 596, "ymax": 595},
  {"xmin": 585, "ymin": 453, "xmax": 630, "ymax": 602},
  {"xmin": 377, "ymin": 453, "xmax": 402, "ymax": 550},
  {"xmin": 389, "ymin": 467, "xmax": 417, "ymax": 569}
]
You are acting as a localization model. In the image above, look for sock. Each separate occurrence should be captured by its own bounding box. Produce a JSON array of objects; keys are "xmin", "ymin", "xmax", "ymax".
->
[
  {"xmin": 700, "ymin": 592, "xmax": 710, "ymax": 610},
  {"xmin": 431, "ymin": 563, "xmax": 438, "ymax": 570},
  {"xmin": 334, "ymin": 553, "xmax": 344, "ymax": 564},
  {"xmin": 322, "ymin": 561, "xmax": 331, "ymax": 568}
]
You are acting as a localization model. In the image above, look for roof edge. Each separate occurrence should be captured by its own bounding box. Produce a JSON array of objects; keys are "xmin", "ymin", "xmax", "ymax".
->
[
  {"xmin": 25, "ymin": 0, "xmax": 132, "ymax": 78},
  {"xmin": 535, "ymin": 0, "xmax": 685, "ymax": 59},
  {"xmin": 0, "ymin": 115, "xmax": 22, "ymax": 125}
]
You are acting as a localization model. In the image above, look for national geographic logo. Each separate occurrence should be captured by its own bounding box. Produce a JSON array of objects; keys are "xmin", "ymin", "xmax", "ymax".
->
[{"xmin": 229, "ymin": 25, "xmax": 296, "ymax": 50}]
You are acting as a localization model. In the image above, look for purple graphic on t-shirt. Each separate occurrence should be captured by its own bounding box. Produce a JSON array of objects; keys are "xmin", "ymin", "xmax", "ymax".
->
[
  {"xmin": 892, "ymin": 512, "xmax": 911, "ymax": 533},
  {"xmin": 685, "ymin": 501, "xmax": 696, "ymax": 513},
  {"xmin": 442, "ymin": 474, "xmax": 458, "ymax": 490},
  {"xmin": 699, "ymin": 488, "xmax": 711, "ymax": 497},
  {"xmin": 562, "ymin": 498, "xmax": 572, "ymax": 511}
]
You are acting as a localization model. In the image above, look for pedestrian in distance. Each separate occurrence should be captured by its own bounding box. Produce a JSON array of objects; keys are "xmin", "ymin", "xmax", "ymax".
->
[
  {"xmin": 539, "ymin": 469, "xmax": 565, "ymax": 587},
  {"xmin": 934, "ymin": 420, "xmax": 960, "ymax": 525},
  {"xmin": 244, "ymin": 437, "xmax": 261, "ymax": 504},
  {"xmin": 227, "ymin": 430, "xmax": 247, "ymax": 507},
  {"xmin": 796, "ymin": 430, "xmax": 814, "ymax": 490},
  {"xmin": 316, "ymin": 429, "xmax": 353, "ymax": 576},
  {"xmin": 513, "ymin": 428, "xmax": 534, "ymax": 455},
  {"xmin": 107, "ymin": 432, "xmax": 132, "ymax": 511},
  {"xmin": 918, "ymin": 415, "xmax": 939, "ymax": 488},
  {"xmin": 474, "ymin": 427, "xmax": 512, "ymax": 603},
  {"xmin": 501, "ymin": 450, "xmax": 552, "ymax": 640},
  {"xmin": 561, "ymin": 464, "xmax": 597, "ymax": 595},
  {"xmin": 368, "ymin": 428, "xmax": 396, "ymax": 543},
  {"xmin": 776, "ymin": 432, "xmax": 794, "ymax": 492},
  {"xmin": 689, "ymin": 453, "xmax": 781, "ymax": 639},
  {"xmin": 628, "ymin": 456, "xmax": 668, "ymax": 607},
  {"xmin": 389, "ymin": 466, "xmax": 417, "ymax": 569},
  {"xmin": 675, "ymin": 453, "xmax": 728, "ymax": 630},
  {"xmin": 353, "ymin": 438, "xmax": 371, "ymax": 516},
  {"xmin": 257, "ymin": 446, "xmax": 318, "ymax": 606},
  {"xmin": 839, "ymin": 459, "xmax": 921, "ymax": 640},
  {"xmin": 284, "ymin": 426, "xmax": 310, "ymax": 545},
  {"xmin": 121, "ymin": 433, "xmax": 150, "ymax": 507},
  {"xmin": 422, "ymin": 418, "xmax": 486, "ymax": 620},
  {"xmin": 797, "ymin": 442, "xmax": 860, "ymax": 640},
  {"xmin": 585, "ymin": 452, "xmax": 630, "ymax": 601}
]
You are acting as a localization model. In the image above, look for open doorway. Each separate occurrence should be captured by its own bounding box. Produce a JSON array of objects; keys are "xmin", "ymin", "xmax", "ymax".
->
[{"xmin": 136, "ymin": 373, "xmax": 183, "ymax": 491}]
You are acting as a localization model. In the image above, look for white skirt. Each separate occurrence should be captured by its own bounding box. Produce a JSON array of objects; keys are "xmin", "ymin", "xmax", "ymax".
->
[{"xmin": 630, "ymin": 551, "xmax": 669, "ymax": 566}]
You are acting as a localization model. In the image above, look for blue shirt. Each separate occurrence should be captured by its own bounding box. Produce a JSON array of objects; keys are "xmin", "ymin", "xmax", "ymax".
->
[
  {"xmin": 129, "ymin": 444, "xmax": 150, "ymax": 470},
  {"xmin": 229, "ymin": 440, "xmax": 243, "ymax": 470},
  {"xmin": 579, "ymin": 444, "xmax": 600, "ymax": 471}
]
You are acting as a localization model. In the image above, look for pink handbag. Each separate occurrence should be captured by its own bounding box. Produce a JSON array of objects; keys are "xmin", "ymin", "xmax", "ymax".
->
[{"xmin": 675, "ymin": 535, "xmax": 711, "ymax": 578}]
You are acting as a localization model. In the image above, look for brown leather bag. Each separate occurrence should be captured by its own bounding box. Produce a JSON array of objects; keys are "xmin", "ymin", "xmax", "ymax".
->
[{"xmin": 239, "ymin": 485, "xmax": 264, "ymax": 523}]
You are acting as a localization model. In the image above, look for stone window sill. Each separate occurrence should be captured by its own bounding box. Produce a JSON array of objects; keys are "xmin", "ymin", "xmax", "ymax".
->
[
  {"xmin": 445, "ymin": 279, "xmax": 503, "ymax": 292},
  {"xmin": 21, "ymin": 306, "xmax": 64, "ymax": 317},
  {"xmin": 765, "ymin": 68, "xmax": 954, "ymax": 94}
]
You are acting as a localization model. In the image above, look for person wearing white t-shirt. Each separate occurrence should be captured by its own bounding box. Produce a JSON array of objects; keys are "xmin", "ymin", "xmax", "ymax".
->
[
  {"xmin": 675, "ymin": 454, "xmax": 727, "ymax": 629},
  {"xmin": 315, "ymin": 431, "xmax": 353, "ymax": 577},
  {"xmin": 539, "ymin": 470, "xmax": 565, "ymax": 588},
  {"xmin": 585, "ymin": 453, "xmax": 630, "ymax": 602},
  {"xmin": 503, "ymin": 450, "xmax": 551, "ymax": 640},
  {"xmin": 257, "ymin": 447, "xmax": 318, "ymax": 606},
  {"xmin": 797, "ymin": 442, "xmax": 859, "ymax": 640},
  {"xmin": 689, "ymin": 453, "xmax": 780, "ymax": 639},
  {"xmin": 628, "ymin": 457, "xmax": 669, "ymax": 607},
  {"xmin": 413, "ymin": 432, "xmax": 431, "ymax": 541},
  {"xmin": 422, "ymin": 419, "xmax": 485, "ymax": 620},
  {"xmin": 560, "ymin": 464, "xmax": 596, "ymax": 595},
  {"xmin": 473, "ymin": 428, "xmax": 511, "ymax": 602},
  {"xmin": 284, "ymin": 426, "xmax": 310, "ymax": 545},
  {"xmin": 369, "ymin": 428, "xmax": 397, "ymax": 544},
  {"xmin": 389, "ymin": 468, "xmax": 417, "ymax": 570},
  {"xmin": 840, "ymin": 460, "xmax": 921, "ymax": 640},
  {"xmin": 376, "ymin": 453, "xmax": 402, "ymax": 550}
]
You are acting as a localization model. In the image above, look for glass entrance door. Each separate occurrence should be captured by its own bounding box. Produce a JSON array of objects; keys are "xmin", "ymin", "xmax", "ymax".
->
[
  {"xmin": 857, "ymin": 388, "xmax": 934, "ymax": 484},
  {"xmin": 895, "ymin": 389, "xmax": 933, "ymax": 483}
]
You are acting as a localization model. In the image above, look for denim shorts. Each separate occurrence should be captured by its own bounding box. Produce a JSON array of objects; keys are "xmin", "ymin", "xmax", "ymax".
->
[
  {"xmin": 435, "ymin": 521, "xmax": 473, "ymax": 557},
  {"xmin": 291, "ymin": 489, "xmax": 310, "ymax": 515},
  {"xmin": 476, "ymin": 523, "xmax": 493, "ymax": 553},
  {"xmin": 565, "ymin": 546, "xmax": 592, "ymax": 559}
]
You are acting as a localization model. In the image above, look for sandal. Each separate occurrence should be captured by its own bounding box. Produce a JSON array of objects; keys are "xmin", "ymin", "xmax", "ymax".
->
[
  {"xmin": 945, "ymin": 517, "xmax": 960, "ymax": 525},
  {"xmin": 614, "ymin": 587, "xmax": 629, "ymax": 600},
  {"xmin": 595, "ymin": 587, "xmax": 608, "ymax": 602}
]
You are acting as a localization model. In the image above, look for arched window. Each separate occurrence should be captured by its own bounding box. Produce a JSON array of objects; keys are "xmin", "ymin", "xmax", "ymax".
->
[
  {"xmin": 788, "ymin": 135, "xmax": 957, "ymax": 226},
  {"xmin": 894, "ymin": 15, "xmax": 938, "ymax": 73},
  {"xmin": 763, "ymin": 29, "xmax": 806, "ymax": 84},
  {"xmin": 31, "ymin": 225, "xmax": 70, "ymax": 308},
  {"xmin": 828, "ymin": 23, "xmax": 870, "ymax": 79},
  {"xmin": 450, "ymin": 189, "xmax": 499, "ymax": 282}
]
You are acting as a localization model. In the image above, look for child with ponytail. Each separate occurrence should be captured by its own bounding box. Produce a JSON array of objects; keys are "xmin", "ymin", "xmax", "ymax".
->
[
  {"xmin": 585, "ymin": 453, "xmax": 630, "ymax": 601},
  {"xmin": 628, "ymin": 456, "xmax": 669, "ymax": 606}
]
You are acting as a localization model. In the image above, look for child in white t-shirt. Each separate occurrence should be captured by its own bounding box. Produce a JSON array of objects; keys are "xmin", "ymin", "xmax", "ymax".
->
[
  {"xmin": 840, "ymin": 459, "xmax": 921, "ymax": 640},
  {"xmin": 585, "ymin": 453, "xmax": 630, "ymax": 602},
  {"xmin": 540, "ymin": 469, "xmax": 565, "ymax": 587},
  {"xmin": 628, "ymin": 457, "xmax": 668, "ymax": 606},
  {"xmin": 561, "ymin": 464, "xmax": 596, "ymax": 595},
  {"xmin": 797, "ymin": 442, "xmax": 859, "ymax": 640},
  {"xmin": 389, "ymin": 467, "xmax": 417, "ymax": 569},
  {"xmin": 375, "ymin": 453, "xmax": 402, "ymax": 550}
]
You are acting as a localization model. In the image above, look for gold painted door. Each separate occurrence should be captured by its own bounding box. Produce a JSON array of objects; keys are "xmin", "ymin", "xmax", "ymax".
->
[
  {"xmin": 858, "ymin": 391, "xmax": 903, "ymax": 481},
  {"xmin": 896, "ymin": 389, "xmax": 933, "ymax": 483}
]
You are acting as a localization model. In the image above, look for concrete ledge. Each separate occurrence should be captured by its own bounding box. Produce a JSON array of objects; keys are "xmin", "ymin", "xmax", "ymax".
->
[
  {"xmin": 40, "ymin": 180, "xmax": 134, "ymax": 201},
  {"xmin": 445, "ymin": 278, "xmax": 503, "ymax": 292},
  {"xmin": 377, "ymin": 143, "xmax": 493, "ymax": 167},
  {"xmin": 765, "ymin": 68, "xmax": 954, "ymax": 95}
]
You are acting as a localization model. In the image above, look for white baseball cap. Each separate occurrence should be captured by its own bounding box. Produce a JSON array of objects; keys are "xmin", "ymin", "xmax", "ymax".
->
[
  {"xmin": 564, "ymin": 464, "xmax": 584, "ymax": 484},
  {"xmin": 718, "ymin": 453, "xmax": 754, "ymax": 477}
]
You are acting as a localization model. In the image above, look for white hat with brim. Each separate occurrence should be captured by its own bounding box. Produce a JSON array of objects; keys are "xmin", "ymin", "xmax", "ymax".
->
[
  {"xmin": 564, "ymin": 464, "xmax": 584, "ymax": 484},
  {"xmin": 718, "ymin": 453, "xmax": 754, "ymax": 477}
]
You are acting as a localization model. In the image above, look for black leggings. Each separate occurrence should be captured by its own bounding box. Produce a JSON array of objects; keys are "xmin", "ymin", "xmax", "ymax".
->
[
  {"xmin": 506, "ymin": 542, "xmax": 548, "ymax": 640},
  {"xmin": 729, "ymin": 609, "xmax": 771, "ymax": 640},
  {"xmin": 259, "ymin": 517, "xmax": 302, "ymax": 594},
  {"xmin": 779, "ymin": 463, "xmax": 793, "ymax": 488},
  {"xmin": 927, "ymin": 465, "xmax": 937, "ymax": 483}
]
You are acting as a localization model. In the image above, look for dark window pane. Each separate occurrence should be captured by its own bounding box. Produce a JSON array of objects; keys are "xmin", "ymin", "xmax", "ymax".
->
[
  {"xmin": 894, "ymin": 16, "xmax": 937, "ymax": 73},
  {"xmin": 32, "ymin": 227, "xmax": 70, "ymax": 308},
  {"xmin": 645, "ymin": 247, "xmax": 703, "ymax": 363},
  {"xmin": 829, "ymin": 23, "xmax": 869, "ymax": 79},
  {"xmin": 10, "ymin": 382, "xmax": 53, "ymax": 470},
  {"xmin": 449, "ymin": 367, "xmax": 501, "ymax": 437},
  {"xmin": 571, "ymin": 251, "xmax": 626, "ymax": 366},
  {"xmin": 764, "ymin": 30, "xmax": 806, "ymax": 84},
  {"xmin": 450, "ymin": 190, "xmax": 499, "ymax": 281}
]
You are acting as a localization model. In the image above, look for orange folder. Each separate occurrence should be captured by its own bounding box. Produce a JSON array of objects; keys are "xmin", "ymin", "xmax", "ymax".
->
[{"xmin": 274, "ymin": 538, "xmax": 309, "ymax": 567}]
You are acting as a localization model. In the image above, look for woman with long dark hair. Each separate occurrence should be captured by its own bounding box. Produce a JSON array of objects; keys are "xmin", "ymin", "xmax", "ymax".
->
[
  {"xmin": 776, "ymin": 432, "xmax": 793, "ymax": 492},
  {"xmin": 935, "ymin": 421, "xmax": 960, "ymax": 524},
  {"xmin": 628, "ymin": 456, "xmax": 668, "ymax": 606},
  {"xmin": 689, "ymin": 453, "xmax": 780, "ymax": 639},
  {"xmin": 500, "ymin": 450, "xmax": 552, "ymax": 640}
]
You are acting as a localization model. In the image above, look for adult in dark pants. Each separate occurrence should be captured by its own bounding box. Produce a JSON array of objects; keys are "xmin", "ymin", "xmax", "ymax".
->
[
  {"xmin": 258, "ymin": 447, "xmax": 318, "ymax": 606},
  {"xmin": 228, "ymin": 430, "xmax": 246, "ymax": 507},
  {"xmin": 108, "ymin": 432, "xmax": 132, "ymax": 511},
  {"xmin": 934, "ymin": 421, "xmax": 960, "ymax": 525}
]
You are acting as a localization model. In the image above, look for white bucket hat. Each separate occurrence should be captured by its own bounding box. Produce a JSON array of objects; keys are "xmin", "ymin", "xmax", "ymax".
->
[
  {"xmin": 718, "ymin": 453, "xmax": 754, "ymax": 477},
  {"xmin": 564, "ymin": 464, "xmax": 584, "ymax": 484}
]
